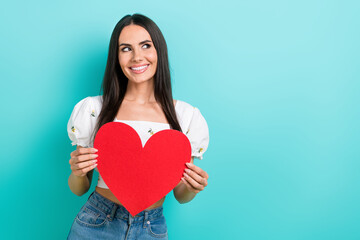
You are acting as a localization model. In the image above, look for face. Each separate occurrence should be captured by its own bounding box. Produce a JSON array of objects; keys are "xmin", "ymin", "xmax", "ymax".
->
[{"xmin": 118, "ymin": 24, "xmax": 158, "ymax": 83}]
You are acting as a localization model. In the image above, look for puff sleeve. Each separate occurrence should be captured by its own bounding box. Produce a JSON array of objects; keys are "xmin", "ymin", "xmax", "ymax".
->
[
  {"xmin": 67, "ymin": 97, "xmax": 97, "ymax": 148},
  {"xmin": 186, "ymin": 107, "xmax": 210, "ymax": 160}
]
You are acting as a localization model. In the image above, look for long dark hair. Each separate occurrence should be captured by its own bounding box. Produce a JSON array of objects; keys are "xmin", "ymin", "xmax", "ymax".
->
[{"xmin": 91, "ymin": 14, "xmax": 182, "ymax": 144}]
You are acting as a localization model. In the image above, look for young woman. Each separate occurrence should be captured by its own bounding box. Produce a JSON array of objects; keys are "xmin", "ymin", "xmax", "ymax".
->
[{"xmin": 66, "ymin": 13, "xmax": 210, "ymax": 239}]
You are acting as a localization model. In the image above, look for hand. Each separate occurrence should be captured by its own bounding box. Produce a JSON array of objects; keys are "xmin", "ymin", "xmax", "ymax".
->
[
  {"xmin": 69, "ymin": 147, "xmax": 98, "ymax": 177},
  {"xmin": 181, "ymin": 162, "xmax": 209, "ymax": 194}
]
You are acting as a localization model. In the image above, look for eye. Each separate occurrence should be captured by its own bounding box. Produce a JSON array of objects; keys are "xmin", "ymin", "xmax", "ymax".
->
[
  {"xmin": 121, "ymin": 47, "xmax": 131, "ymax": 52},
  {"xmin": 142, "ymin": 44, "xmax": 151, "ymax": 49}
]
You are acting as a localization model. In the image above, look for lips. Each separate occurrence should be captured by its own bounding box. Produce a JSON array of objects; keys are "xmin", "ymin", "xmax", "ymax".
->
[{"xmin": 129, "ymin": 64, "xmax": 149, "ymax": 74}]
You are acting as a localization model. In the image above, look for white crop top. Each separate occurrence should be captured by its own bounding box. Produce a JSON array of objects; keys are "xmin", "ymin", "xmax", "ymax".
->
[{"xmin": 67, "ymin": 95, "xmax": 209, "ymax": 189}]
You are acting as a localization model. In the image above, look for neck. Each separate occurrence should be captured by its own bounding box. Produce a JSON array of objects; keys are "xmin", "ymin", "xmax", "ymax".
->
[{"xmin": 124, "ymin": 78, "xmax": 156, "ymax": 104}]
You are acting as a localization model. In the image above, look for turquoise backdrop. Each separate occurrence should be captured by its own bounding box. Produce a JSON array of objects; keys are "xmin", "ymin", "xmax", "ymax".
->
[{"xmin": 1, "ymin": 0, "xmax": 359, "ymax": 239}]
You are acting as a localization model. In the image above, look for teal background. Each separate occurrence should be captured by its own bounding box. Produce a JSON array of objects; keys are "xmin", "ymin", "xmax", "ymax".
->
[{"xmin": 1, "ymin": 0, "xmax": 359, "ymax": 239}]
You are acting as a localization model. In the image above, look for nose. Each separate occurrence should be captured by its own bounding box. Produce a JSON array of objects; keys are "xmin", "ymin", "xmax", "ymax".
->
[{"xmin": 132, "ymin": 48, "xmax": 143, "ymax": 62}]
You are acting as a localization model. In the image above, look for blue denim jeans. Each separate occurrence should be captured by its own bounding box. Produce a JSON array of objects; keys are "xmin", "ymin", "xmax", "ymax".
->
[{"xmin": 67, "ymin": 190, "xmax": 168, "ymax": 239}]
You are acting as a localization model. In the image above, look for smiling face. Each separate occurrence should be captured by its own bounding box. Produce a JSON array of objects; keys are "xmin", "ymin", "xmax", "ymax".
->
[{"xmin": 118, "ymin": 24, "xmax": 158, "ymax": 84}]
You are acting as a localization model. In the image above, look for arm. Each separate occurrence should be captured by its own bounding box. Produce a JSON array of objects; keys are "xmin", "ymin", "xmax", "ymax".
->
[
  {"xmin": 68, "ymin": 146, "xmax": 95, "ymax": 196},
  {"xmin": 173, "ymin": 157, "xmax": 210, "ymax": 204}
]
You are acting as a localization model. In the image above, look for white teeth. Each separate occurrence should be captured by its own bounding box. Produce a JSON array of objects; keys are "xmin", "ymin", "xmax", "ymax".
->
[{"xmin": 131, "ymin": 65, "xmax": 148, "ymax": 70}]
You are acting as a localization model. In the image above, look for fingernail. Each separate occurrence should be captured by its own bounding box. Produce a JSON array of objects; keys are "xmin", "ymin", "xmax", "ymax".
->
[
  {"xmin": 92, "ymin": 148, "xmax": 98, "ymax": 152},
  {"xmin": 185, "ymin": 168, "xmax": 190, "ymax": 173}
]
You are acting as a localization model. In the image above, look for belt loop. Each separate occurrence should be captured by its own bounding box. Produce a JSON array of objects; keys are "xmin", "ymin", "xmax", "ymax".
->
[
  {"xmin": 107, "ymin": 203, "xmax": 118, "ymax": 221},
  {"xmin": 143, "ymin": 211, "xmax": 149, "ymax": 228}
]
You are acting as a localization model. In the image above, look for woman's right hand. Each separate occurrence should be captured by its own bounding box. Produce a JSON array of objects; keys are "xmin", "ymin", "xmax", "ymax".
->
[{"xmin": 69, "ymin": 147, "xmax": 98, "ymax": 177}]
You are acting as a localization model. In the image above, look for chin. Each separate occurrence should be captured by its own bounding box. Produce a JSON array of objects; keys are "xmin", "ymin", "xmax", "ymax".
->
[{"xmin": 129, "ymin": 76, "xmax": 154, "ymax": 83}]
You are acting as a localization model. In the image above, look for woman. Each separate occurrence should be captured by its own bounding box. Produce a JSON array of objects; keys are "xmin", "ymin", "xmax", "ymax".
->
[{"xmin": 66, "ymin": 13, "xmax": 209, "ymax": 239}]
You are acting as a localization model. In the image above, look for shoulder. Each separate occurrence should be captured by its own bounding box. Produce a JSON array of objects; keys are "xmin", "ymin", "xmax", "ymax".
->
[
  {"xmin": 175, "ymin": 99, "xmax": 204, "ymax": 117},
  {"xmin": 175, "ymin": 99, "xmax": 195, "ymax": 122},
  {"xmin": 73, "ymin": 95, "xmax": 102, "ymax": 107},
  {"xmin": 67, "ymin": 95, "xmax": 103, "ymax": 147},
  {"xmin": 175, "ymin": 100, "xmax": 209, "ymax": 160},
  {"xmin": 175, "ymin": 99, "xmax": 207, "ymax": 133},
  {"xmin": 87, "ymin": 95, "xmax": 103, "ymax": 108},
  {"xmin": 74, "ymin": 95, "xmax": 102, "ymax": 115},
  {"xmin": 68, "ymin": 95, "xmax": 103, "ymax": 122}
]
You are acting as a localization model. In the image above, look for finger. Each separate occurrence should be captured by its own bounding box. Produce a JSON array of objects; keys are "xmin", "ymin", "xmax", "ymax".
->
[
  {"xmin": 185, "ymin": 162, "xmax": 208, "ymax": 178},
  {"xmin": 70, "ymin": 153, "xmax": 97, "ymax": 171},
  {"xmin": 74, "ymin": 163, "xmax": 97, "ymax": 176},
  {"xmin": 184, "ymin": 168, "xmax": 206, "ymax": 186},
  {"xmin": 76, "ymin": 147, "xmax": 98, "ymax": 156},
  {"xmin": 73, "ymin": 159, "xmax": 98, "ymax": 171},
  {"xmin": 76, "ymin": 153, "xmax": 98, "ymax": 163},
  {"xmin": 183, "ymin": 172, "xmax": 204, "ymax": 191},
  {"xmin": 181, "ymin": 177, "xmax": 200, "ymax": 193},
  {"xmin": 71, "ymin": 148, "xmax": 90, "ymax": 164}
]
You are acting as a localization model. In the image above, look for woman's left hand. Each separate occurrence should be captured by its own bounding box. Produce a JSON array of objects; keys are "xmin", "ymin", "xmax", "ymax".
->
[{"xmin": 181, "ymin": 162, "xmax": 209, "ymax": 194}]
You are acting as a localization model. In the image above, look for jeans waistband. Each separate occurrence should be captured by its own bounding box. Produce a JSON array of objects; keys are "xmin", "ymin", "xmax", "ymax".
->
[{"xmin": 87, "ymin": 190, "xmax": 164, "ymax": 224}]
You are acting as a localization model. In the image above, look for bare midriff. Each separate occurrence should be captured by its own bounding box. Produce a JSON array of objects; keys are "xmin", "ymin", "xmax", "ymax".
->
[{"xmin": 95, "ymin": 186, "xmax": 166, "ymax": 210}]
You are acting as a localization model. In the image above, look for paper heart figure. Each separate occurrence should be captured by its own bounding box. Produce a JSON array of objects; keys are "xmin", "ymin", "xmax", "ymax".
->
[{"xmin": 94, "ymin": 122, "xmax": 192, "ymax": 216}]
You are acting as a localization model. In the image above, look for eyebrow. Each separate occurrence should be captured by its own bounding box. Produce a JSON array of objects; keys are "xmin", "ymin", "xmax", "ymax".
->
[{"xmin": 119, "ymin": 40, "xmax": 152, "ymax": 47}]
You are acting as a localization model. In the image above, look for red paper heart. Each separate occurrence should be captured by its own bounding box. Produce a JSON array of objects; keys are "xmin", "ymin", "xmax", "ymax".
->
[{"xmin": 94, "ymin": 122, "xmax": 191, "ymax": 216}]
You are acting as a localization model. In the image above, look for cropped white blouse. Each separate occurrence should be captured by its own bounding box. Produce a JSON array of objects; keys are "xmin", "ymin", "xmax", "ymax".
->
[{"xmin": 67, "ymin": 95, "xmax": 209, "ymax": 189}]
